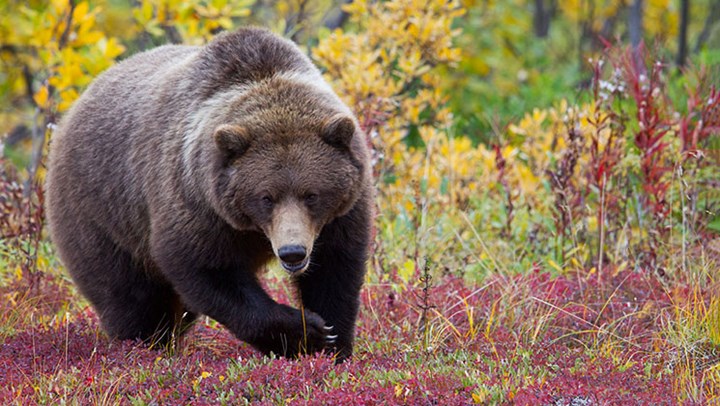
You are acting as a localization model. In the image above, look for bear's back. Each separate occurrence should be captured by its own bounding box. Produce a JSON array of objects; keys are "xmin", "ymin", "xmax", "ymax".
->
[
  {"xmin": 50, "ymin": 44, "xmax": 198, "ymax": 168},
  {"xmin": 191, "ymin": 28, "xmax": 318, "ymax": 99},
  {"xmin": 47, "ymin": 44, "xmax": 200, "ymax": 255}
]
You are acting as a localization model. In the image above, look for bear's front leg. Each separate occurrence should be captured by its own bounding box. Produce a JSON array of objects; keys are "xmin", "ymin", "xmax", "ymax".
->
[
  {"xmin": 151, "ymin": 225, "xmax": 335, "ymax": 358},
  {"xmin": 296, "ymin": 203, "xmax": 371, "ymax": 363}
]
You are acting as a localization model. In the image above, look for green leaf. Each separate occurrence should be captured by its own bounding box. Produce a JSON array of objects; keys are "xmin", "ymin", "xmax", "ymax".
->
[{"xmin": 709, "ymin": 216, "xmax": 720, "ymax": 233}]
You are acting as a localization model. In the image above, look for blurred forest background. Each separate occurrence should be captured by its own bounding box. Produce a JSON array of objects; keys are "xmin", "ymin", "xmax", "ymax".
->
[{"xmin": 2, "ymin": 0, "xmax": 720, "ymax": 403}]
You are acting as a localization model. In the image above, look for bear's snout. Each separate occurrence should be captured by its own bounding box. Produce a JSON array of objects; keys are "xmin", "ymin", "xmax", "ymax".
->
[
  {"xmin": 266, "ymin": 200, "xmax": 316, "ymax": 274},
  {"xmin": 278, "ymin": 244, "xmax": 307, "ymax": 263},
  {"xmin": 278, "ymin": 244, "xmax": 308, "ymax": 273}
]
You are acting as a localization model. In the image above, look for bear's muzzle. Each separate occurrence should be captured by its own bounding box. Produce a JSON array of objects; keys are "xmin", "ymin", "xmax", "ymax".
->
[
  {"xmin": 278, "ymin": 244, "xmax": 309, "ymax": 273},
  {"xmin": 266, "ymin": 200, "xmax": 316, "ymax": 274}
]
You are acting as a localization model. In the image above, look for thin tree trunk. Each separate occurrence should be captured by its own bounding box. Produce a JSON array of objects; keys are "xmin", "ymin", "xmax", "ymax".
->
[
  {"xmin": 628, "ymin": 0, "xmax": 643, "ymax": 47},
  {"xmin": 694, "ymin": 0, "xmax": 720, "ymax": 52},
  {"xmin": 628, "ymin": 0, "xmax": 644, "ymax": 70},
  {"xmin": 534, "ymin": 0, "xmax": 550, "ymax": 38},
  {"xmin": 324, "ymin": 0, "xmax": 352, "ymax": 30},
  {"xmin": 676, "ymin": 0, "xmax": 690, "ymax": 68}
]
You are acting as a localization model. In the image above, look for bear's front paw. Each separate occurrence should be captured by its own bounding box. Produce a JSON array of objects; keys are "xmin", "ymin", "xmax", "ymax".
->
[{"xmin": 255, "ymin": 305, "xmax": 335, "ymax": 358}]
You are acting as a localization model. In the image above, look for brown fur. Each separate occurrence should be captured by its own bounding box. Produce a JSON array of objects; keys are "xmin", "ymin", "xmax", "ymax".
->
[{"xmin": 46, "ymin": 28, "xmax": 372, "ymax": 361}]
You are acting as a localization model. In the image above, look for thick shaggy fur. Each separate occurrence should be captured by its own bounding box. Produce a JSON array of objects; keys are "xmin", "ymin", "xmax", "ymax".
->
[{"xmin": 45, "ymin": 28, "xmax": 372, "ymax": 361}]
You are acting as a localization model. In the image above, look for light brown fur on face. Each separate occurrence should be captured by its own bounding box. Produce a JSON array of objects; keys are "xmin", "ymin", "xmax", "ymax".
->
[
  {"xmin": 45, "ymin": 27, "xmax": 373, "ymax": 362},
  {"xmin": 264, "ymin": 199, "xmax": 318, "ymax": 274}
]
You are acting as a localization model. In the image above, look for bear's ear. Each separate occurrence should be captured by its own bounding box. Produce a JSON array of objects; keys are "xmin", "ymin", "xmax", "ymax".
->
[
  {"xmin": 214, "ymin": 124, "xmax": 251, "ymax": 158},
  {"xmin": 321, "ymin": 115, "xmax": 355, "ymax": 149}
]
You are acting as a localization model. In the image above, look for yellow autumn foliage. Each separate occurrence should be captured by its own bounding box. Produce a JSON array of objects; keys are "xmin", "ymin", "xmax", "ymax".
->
[
  {"xmin": 312, "ymin": 0, "xmax": 665, "ymax": 277},
  {"xmin": 133, "ymin": 0, "xmax": 253, "ymax": 44},
  {"xmin": 314, "ymin": 0, "xmax": 508, "ymax": 278},
  {"xmin": 0, "ymin": 0, "xmax": 126, "ymax": 121}
]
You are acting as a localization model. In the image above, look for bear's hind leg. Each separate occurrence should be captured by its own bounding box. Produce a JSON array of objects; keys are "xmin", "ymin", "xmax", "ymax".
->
[
  {"xmin": 98, "ymin": 270, "xmax": 196, "ymax": 347},
  {"xmin": 53, "ymin": 221, "xmax": 194, "ymax": 346}
]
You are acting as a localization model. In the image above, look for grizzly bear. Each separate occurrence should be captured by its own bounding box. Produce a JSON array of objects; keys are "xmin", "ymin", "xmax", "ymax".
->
[{"xmin": 45, "ymin": 28, "xmax": 372, "ymax": 362}]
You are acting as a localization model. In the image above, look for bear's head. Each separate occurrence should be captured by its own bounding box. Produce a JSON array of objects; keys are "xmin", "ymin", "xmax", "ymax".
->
[{"xmin": 209, "ymin": 82, "xmax": 368, "ymax": 274}]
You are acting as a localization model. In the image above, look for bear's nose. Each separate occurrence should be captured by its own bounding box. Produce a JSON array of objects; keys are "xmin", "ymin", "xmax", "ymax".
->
[{"xmin": 278, "ymin": 245, "xmax": 307, "ymax": 264}]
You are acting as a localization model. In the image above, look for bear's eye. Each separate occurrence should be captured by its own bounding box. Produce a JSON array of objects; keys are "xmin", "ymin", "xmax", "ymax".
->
[
  {"xmin": 261, "ymin": 195, "xmax": 274, "ymax": 209},
  {"xmin": 304, "ymin": 193, "xmax": 319, "ymax": 206}
]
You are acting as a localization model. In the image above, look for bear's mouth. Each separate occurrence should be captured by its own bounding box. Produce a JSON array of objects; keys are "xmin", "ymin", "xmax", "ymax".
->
[{"xmin": 280, "ymin": 257, "xmax": 310, "ymax": 274}]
